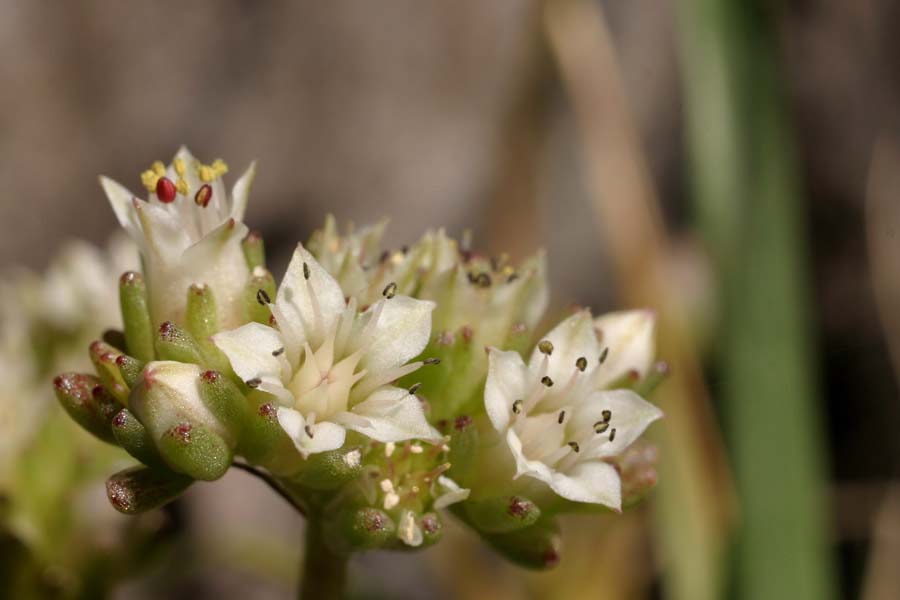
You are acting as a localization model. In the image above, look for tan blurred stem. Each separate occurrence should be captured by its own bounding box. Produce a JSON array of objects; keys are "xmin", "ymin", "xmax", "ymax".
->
[
  {"xmin": 861, "ymin": 486, "xmax": 900, "ymax": 600},
  {"xmin": 543, "ymin": 1, "xmax": 735, "ymax": 599}
]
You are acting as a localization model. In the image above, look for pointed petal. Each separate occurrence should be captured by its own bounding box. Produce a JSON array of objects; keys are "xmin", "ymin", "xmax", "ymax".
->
[
  {"xmin": 132, "ymin": 199, "xmax": 192, "ymax": 264},
  {"xmin": 358, "ymin": 295, "xmax": 435, "ymax": 374},
  {"xmin": 275, "ymin": 245, "xmax": 346, "ymax": 361},
  {"xmin": 212, "ymin": 323, "xmax": 285, "ymax": 387},
  {"xmin": 276, "ymin": 407, "xmax": 346, "ymax": 458},
  {"xmin": 531, "ymin": 310, "xmax": 603, "ymax": 385},
  {"xmin": 433, "ymin": 475, "xmax": 471, "ymax": 509},
  {"xmin": 593, "ymin": 310, "xmax": 657, "ymax": 388},
  {"xmin": 340, "ymin": 386, "xmax": 440, "ymax": 442},
  {"xmin": 484, "ymin": 348, "xmax": 530, "ymax": 432},
  {"xmin": 99, "ymin": 176, "xmax": 143, "ymax": 241},
  {"xmin": 573, "ymin": 389, "xmax": 663, "ymax": 459},
  {"xmin": 230, "ymin": 160, "xmax": 257, "ymax": 221},
  {"xmin": 547, "ymin": 460, "xmax": 622, "ymax": 510},
  {"xmin": 397, "ymin": 509, "xmax": 423, "ymax": 547}
]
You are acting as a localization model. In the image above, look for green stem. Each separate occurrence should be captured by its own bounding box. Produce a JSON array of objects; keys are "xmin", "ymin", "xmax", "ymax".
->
[{"xmin": 299, "ymin": 518, "xmax": 348, "ymax": 600}]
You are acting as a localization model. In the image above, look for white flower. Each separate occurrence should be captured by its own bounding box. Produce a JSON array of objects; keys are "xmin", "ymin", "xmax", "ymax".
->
[
  {"xmin": 212, "ymin": 244, "xmax": 440, "ymax": 458},
  {"xmin": 484, "ymin": 310, "xmax": 663, "ymax": 510},
  {"xmin": 100, "ymin": 146, "xmax": 256, "ymax": 329}
]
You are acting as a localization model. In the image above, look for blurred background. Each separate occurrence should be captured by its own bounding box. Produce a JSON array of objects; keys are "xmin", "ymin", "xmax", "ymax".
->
[{"xmin": 1, "ymin": 1, "xmax": 898, "ymax": 598}]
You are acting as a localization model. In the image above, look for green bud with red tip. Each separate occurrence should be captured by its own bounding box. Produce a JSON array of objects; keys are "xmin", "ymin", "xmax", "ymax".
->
[
  {"xmin": 464, "ymin": 495, "xmax": 541, "ymax": 534},
  {"xmin": 242, "ymin": 230, "xmax": 266, "ymax": 271},
  {"xmin": 154, "ymin": 321, "xmax": 204, "ymax": 365},
  {"xmin": 111, "ymin": 408, "xmax": 164, "ymax": 469},
  {"xmin": 243, "ymin": 266, "xmax": 276, "ymax": 325},
  {"xmin": 119, "ymin": 271, "xmax": 155, "ymax": 363},
  {"xmin": 156, "ymin": 421, "xmax": 232, "ymax": 481},
  {"xmin": 53, "ymin": 372, "xmax": 120, "ymax": 443},
  {"xmin": 325, "ymin": 507, "xmax": 397, "ymax": 554},
  {"xmin": 89, "ymin": 340, "xmax": 129, "ymax": 403},
  {"xmin": 106, "ymin": 466, "xmax": 192, "ymax": 515}
]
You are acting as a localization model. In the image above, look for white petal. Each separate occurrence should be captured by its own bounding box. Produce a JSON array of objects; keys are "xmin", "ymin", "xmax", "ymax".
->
[
  {"xmin": 530, "ymin": 310, "xmax": 603, "ymax": 385},
  {"xmin": 275, "ymin": 245, "xmax": 347, "ymax": 362},
  {"xmin": 276, "ymin": 407, "xmax": 346, "ymax": 458},
  {"xmin": 132, "ymin": 199, "xmax": 192, "ymax": 264},
  {"xmin": 230, "ymin": 160, "xmax": 257, "ymax": 221},
  {"xmin": 484, "ymin": 348, "xmax": 530, "ymax": 432},
  {"xmin": 506, "ymin": 428, "xmax": 556, "ymax": 482},
  {"xmin": 133, "ymin": 361, "xmax": 224, "ymax": 439},
  {"xmin": 573, "ymin": 389, "xmax": 663, "ymax": 459},
  {"xmin": 593, "ymin": 310, "xmax": 657, "ymax": 388},
  {"xmin": 547, "ymin": 461, "xmax": 622, "ymax": 510},
  {"xmin": 358, "ymin": 295, "xmax": 435, "ymax": 374},
  {"xmin": 340, "ymin": 386, "xmax": 440, "ymax": 442},
  {"xmin": 212, "ymin": 323, "xmax": 285, "ymax": 386},
  {"xmin": 397, "ymin": 510, "xmax": 423, "ymax": 547},
  {"xmin": 99, "ymin": 176, "xmax": 142, "ymax": 241},
  {"xmin": 433, "ymin": 475, "xmax": 471, "ymax": 509}
]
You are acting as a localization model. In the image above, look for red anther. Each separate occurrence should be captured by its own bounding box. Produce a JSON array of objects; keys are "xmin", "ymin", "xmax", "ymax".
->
[
  {"xmin": 194, "ymin": 184, "xmax": 212, "ymax": 207},
  {"xmin": 156, "ymin": 177, "xmax": 177, "ymax": 203},
  {"xmin": 461, "ymin": 326, "xmax": 474, "ymax": 343},
  {"xmin": 508, "ymin": 497, "xmax": 532, "ymax": 519}
]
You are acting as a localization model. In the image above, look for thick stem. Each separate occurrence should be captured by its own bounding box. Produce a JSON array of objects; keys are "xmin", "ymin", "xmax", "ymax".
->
[{"xmin": 299, "ymin": 518, "xmax": 348, "ymax": 600}]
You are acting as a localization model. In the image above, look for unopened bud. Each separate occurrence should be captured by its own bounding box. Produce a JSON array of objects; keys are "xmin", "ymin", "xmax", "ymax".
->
[
  {"xmin": 198, "ymin": 370, "xmax": 248, "ymax": 436},
  {"xmin": 53, "ymin": 373, "xmax": 120, "ymax": 443},
  {"xmin": 242, "ymin": 230, "xmax": 266, "ymax": 271},
  {"xmin": 106, "ymin": 466, "xmax": 192, "ymax": 515},
  {"xmin": 119, "ymin": 271, "xmax": 155, "ymax": 363},
  {"xmin": 157, "ymin": 421, "xmax": 233, "ymax": 481},
  {"xmin": 325, "ymin": 507, "xmax": 397, "ymax": 554},
  {"xmin": 89, "ymin": 340, "xmax": 129, "ymax": 403},
  {"xmin": 291, "ymin": 447, "xmax": 363, "ymax": 491},
  {"xmin": 465, "ymin": 496, "xmax": 541, "ymax": 534},
  {"xmin": 111, "ymin": 408, "xmax": 164, "ymax": 468},
  {"xmin": 154, "ymin": 321, "xmax": 203, "ymax": 364},
  {"xmin": 243, "ymin": 267, "xmax": 276, "ymax": 325}
]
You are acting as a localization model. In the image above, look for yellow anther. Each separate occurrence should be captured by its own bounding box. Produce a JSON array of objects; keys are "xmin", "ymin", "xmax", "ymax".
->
[
  {"xmin": 211, "ymin": 159, "xmax": 229, "ymax": 176},
  {"xmin": 175, "ymin": 177, "xmax": 190, "ymax": 196},
  {"xmin": 198, "ymin": 164, "xmax": 215, "ymax": 183},
  {"xmin": 151, "ymin": 161, "xmax": 166, "ymax": 177},
  {"xmin": 173, "ymin": 158, "xmax": 186, "ymax": 177},
  {"xmin": 140, "ymin": 169, "xmax": 160, "ymax": 192}
]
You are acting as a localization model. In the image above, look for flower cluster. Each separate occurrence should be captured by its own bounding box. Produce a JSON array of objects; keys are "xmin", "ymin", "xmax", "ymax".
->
[{"xmin": 53, "ymin": 148, "xmax": 665, "ymax": 572}]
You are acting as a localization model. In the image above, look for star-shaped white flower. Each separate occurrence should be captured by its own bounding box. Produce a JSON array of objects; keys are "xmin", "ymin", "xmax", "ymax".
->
[
  {"xmin": 484, "ymin": 310, "xmax": 663, "ymax": 510},
  {"xmin": 100, "ymin": 146, "xmax": 256, "ymax": 329},
  {"xmin": 212, "ymin": 244, "xmax": 440, "ymax": 458}
]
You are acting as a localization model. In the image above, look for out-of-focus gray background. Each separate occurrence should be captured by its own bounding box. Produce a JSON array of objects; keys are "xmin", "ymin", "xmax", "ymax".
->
[{"xmin": 2, "ymin": 1, "xmax": 900, "ymax": 599}]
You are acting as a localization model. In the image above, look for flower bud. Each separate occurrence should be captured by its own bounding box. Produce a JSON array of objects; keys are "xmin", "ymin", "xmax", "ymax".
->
[
  {"xmin": 115, "ymin": 354, "xmax": 145, "ymax": 389},
  {"xmin": 156, "ymin": 421, "xmax": 232, "ymax": 481},
  {"xmin": 89, "ymin": 340, "xmax": 129, "ymax": 403},
  {"xmin": 197, "ymin": 370, "xmax": 248, "ymax": 437},
  {"xmin": 53, "ymin": 372, "xmax": 120, "ymax": 443},
  {"xmin": 186, "ymin": 283, "xmax": 218, "ymax": 343},
  {"xmin": 154, "ymin": 321, "xmax": 204, "ymax": 365},
  {"xmin": 111, "ymin": 408, "xmax": 164, "ymax": 469},
  {"xmin": 420, "ymin": 512, "xmax": 443, "ymax": 547},
  {"xmin": 242, "ymin": 230, "xmax": 266, "ymax": 271},
  {"xmin": 484, "ymin": 517, "xmax": 562, "ymax": 570},
  {"xmin": 324, "ymin": 507, "xmax": 397, "ymax": 554},
  {"xmin": 106, "ymin": 466, "xmax": 192, "ymax": 514},
  {"xmin": 119, "ymin": 271, "xmax": 155, "ymax": 362},
  {"xmin": 464, "ymin": 495, "xmax": 541, "ymax": 534},
  {"xmin": 445, "ymin": 416, "xmax": 479, "ymax": 488}
]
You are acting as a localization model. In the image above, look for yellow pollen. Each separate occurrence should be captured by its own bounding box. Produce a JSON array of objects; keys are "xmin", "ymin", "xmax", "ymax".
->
[
  {"xmin": 175, "ymin": 177, "xmax": 190, "ymax": 196},
  {"xmin": 211, "ymin": 158, "xmax": 229, "ymax": 176},
  {"xmin": 198, "ymin": 164, "xmax": 215, "ymax": 183},
  {"xmin": 173, "ymin": 158, "xmax": 186, "ymax": 177},
  {"xmin": 140, "ymin": 169, "xmax": 160, "ymax": 192},
  {"xmin": 151, "ymin": 161, "xmax": 166, "ymax": 176}
]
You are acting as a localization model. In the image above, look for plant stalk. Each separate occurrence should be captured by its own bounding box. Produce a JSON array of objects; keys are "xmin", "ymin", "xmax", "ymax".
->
[{"xmin": 299, "ymin": 518, "xmax": 348, "ymax": 600}]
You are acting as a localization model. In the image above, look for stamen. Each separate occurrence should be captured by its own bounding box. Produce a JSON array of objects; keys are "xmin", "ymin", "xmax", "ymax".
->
[
  {"xmin": 568, "ymin": 441, "xmax": 580, "ymax": 453},
  {"xmin": 575, "ymin": 356, "xmax": 588, "ymax": 372},
  {"xmin": 609, "ymin": 428, "xmax": 617, "ymax": 442},
  {"xmin": 383, "ymin": 282, "xmax": 397, "ymax": 299},
  {"xmin": 424, "ymin": 357, "xmax": 441, "ymax": 365},
  {"xmin": 385, "ymin": 442, "xmax": 396, "ymax": 457},
  {"xmin": 304, "ymin": 424, "xmax": 315, "ymax": 438},
  {"xmin": 175, "ymin": 177, "xmax": 189, "ymax": 196},
  {"xmin": 410, "ymin": 444, "xmax": 424, "ymax": 454},
  {"xmin": 302, "ymin": 262, "xmax": 311, "ymax": 280},
  {"xmin": 602, "ymin": 409, "xmax": 612, "ymax": 422},
  {"xmin": 256, "ymin": 288, "xmax": 271, "ymax": 305},
  {"xmin": 599, "ymin": 347, "xmax": 609, "ymax": 364},
  {"xmin": 408, "ymin": 382, "xmax": 422, "ymax": 395},
  {"xmin": 151, "ymin": 160, "xmax": 166, "ymax": 176},
  {"xmin": 541, "ymin": 376, "xmax": 554, "ymax": 387},
  {"xmin": 194, "ymin": 183, "xmax": 212, "ymax": 207},
  {"xmin": 558, "ymin": 410, "xmax": 566, "ymax": 424},
  {"xmin": 538, "ymin": 340, "xmax": 554, "ymax": 355},
  {"xmin": 246, "ymin": 378, "xmax": 262, "ymax": 388},
  {"xmin": 173, "ymin": 158, "xmax": 186, "ymax": 177},
  {"xmin": 512, "ymin": 399, "xmax": 524, "ymax": 414},
  {"xmin": 272, "ymin": 347, "xmax": 285, "ymax": 357},
  {"xmin": 198, "ymin": 164, "xmax": 216, "ymax": 183},
  {"xmin": 156, "ymin": 177, "xmax": 177, "ymax": 203},
  {"xmin": 594, "ymin": 421, "xmax": 610, "ymax": 434}
]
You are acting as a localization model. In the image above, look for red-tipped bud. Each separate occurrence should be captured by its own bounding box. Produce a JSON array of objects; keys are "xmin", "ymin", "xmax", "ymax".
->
[{"xmin": 156, "ymin": 177, "xmax": 177, "ymax": 203}]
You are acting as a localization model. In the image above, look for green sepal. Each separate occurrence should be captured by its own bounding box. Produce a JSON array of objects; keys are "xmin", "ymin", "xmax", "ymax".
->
[
  {"xmin": 292, "ymin": 447, "xmax": 363, "ymax": 491},
  {"xmin": 89, "ymin": 340, "xmax": 129, "ymax": 403},
  {"xmin": 106, "ymin": 466, "xmax": 192, "ymax": 515},
  {"xmin": 115, "ymin": 354, "xmax": 144, "ymax": 389},
  {"xmin": 119, "ymin": 271, "xmax": 155, "ymax": 363},
  {"xmin": 445, "ymin": 415, "xmax": 479, "ymax": 488},
  {"xmin": 186, "ymin": 284, "xmax": 218, "ymax": 343},
  {"xmin": 237, "ymin": 396, "xmax": 303, "ymax": 476},
  {"xmin": 324, "ymin": 507, "xmax": 396, "ymax": 554},
  {"xmin": 52, "ymin": 372, "xmax": 120, "ymax": 444},
  {"xmin": 242, "ymin": 230, "xmax": 266, "ymax": 270},
  {"xmin": 157, "ymin": 422, "xmax": 233, "ymax": 481},
  {"xmin": 483, "ymin": 517, "xmax": 562, "ymax": 570},
  {"xmin": 111, "ymin": 408, "xmax": 165, "ymax": 469},
  {"xmin": 243, "ymin": 268, "xmax": 276, "ymax": 325},
  {"xmin": 197, "ymin": 370, "xmax": 248, "ymax": 437},
  {"xmin": 464, "ymin": 495, "xmax": 541, "ymax": 534},
  {"xmin": 154, "ymin": 321, "xmax": 204, "ymax": 365}
]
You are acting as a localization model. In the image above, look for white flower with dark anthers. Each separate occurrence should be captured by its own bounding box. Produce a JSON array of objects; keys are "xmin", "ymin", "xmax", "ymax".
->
[
  {"xmin": 212, "ymin": 244, "xmax": 441, "ymax": 458},
  {"xmin": 100, "ymin": 146, "xmax": 256, "ymax": 329},
  {"xmin": 484, "ymin": 310, "xmax": 663, "ymax": 510}
]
